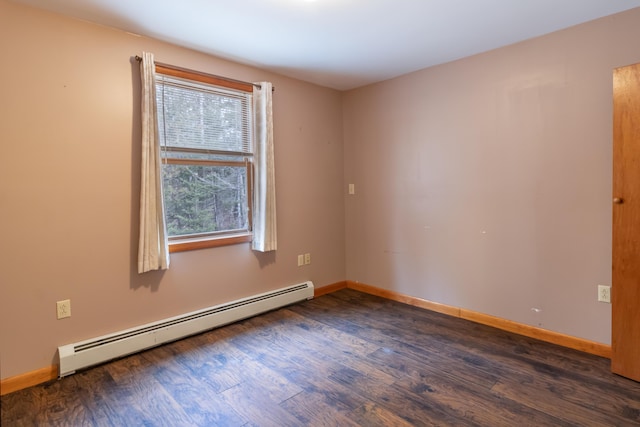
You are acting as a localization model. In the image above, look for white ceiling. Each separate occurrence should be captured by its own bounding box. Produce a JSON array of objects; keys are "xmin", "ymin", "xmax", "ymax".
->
[{"xmin": 10, "ymin": 0, "xmax": 640, "ymax": 90}]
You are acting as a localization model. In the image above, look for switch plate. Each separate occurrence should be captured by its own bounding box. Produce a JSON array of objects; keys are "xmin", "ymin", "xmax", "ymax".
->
[
  {"xmin": 597, "ymin": 285, "xmax": 611, "ymax": 303},
  {"xmin": 297, "ymin": 254, "xmax": 304, "ymax": 267},
  {"xmin": 57, "ymin": 299, "xmax": 71, "ymax": 319},
  {"xmin": 348, "ymin": 184, "xmax": 355, "ymax": 195}
]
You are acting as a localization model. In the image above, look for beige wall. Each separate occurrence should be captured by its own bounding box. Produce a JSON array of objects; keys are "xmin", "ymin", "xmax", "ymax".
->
[
  {"xmin": 343, "ymin": 8, "xmax": 640, "ymax": 345},
  {"xmin": 0, "ymin": 0, "xmax": 345, "ymax": 379}
]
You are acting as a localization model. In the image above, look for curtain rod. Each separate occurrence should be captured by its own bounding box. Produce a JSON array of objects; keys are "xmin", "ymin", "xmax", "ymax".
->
[{"xmin": 134, "ymin": 55, "xmax": 273, "ymax": 91}]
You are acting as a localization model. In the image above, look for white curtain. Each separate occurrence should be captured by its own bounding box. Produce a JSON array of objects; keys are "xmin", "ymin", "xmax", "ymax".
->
[
  {"xmin": 138, "ymin": 52, "xmax": 170, "ymax": 273},
  {"xmin": 252, "ymin": 82, "xmax": 277, "ymax": 252}
]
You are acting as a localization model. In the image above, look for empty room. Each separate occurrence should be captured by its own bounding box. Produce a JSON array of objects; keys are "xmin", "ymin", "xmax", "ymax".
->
[{"xmin": 1, "ymin": 0, "xmax": 639, "ymax": 425}]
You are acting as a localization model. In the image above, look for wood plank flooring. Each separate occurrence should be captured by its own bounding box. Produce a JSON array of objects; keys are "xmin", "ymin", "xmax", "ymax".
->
[{"xmin": 2, "ymin": 289, "xmax": 639, "ymax": 426}]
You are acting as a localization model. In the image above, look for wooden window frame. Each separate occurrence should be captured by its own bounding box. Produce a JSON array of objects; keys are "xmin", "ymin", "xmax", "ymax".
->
[{"xmin": 155, "ymin": 64, "xmax": 254, "ymax": 253}]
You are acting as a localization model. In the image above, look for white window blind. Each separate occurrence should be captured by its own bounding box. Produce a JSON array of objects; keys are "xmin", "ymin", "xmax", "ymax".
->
[{"xmin": 155, "ymin": 75, "xmax": 253, "ymax": 155}]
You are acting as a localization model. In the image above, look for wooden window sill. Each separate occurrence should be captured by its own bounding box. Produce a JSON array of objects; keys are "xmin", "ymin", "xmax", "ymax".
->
[{"xmin": 169, "ymin": 233, "xmax": 252, "ymax": 253}]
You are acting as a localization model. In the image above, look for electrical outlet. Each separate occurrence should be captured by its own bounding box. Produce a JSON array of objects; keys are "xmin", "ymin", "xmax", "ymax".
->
[
  {"xmin": 304, "ymin": 253, "xmax": 311, "ymax": 265},
  {"xmin": 297, "ymin": 254, "xmax": 304, "ymax": 267},
  {"xmin": 56, "ymin": 299, "xmax": 71, "ymax": 319},
  {"xmin": 598, "ymin": 285, "xmax": 611, "ymax": 303},
  {"xmin": 348, "ymin": 184, "xmax": 355, "ymax": 195}
]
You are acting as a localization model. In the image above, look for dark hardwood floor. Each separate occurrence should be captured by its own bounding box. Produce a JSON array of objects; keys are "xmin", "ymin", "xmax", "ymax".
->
[{"xmin": 2, "ymin": 289, "xmax": 639, "ymax": 426}]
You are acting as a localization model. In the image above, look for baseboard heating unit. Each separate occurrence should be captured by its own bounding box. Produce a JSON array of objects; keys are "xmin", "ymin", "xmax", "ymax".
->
[{"xmin": 58, "ymin": 281, "xmax": 314, "ymax": 377}]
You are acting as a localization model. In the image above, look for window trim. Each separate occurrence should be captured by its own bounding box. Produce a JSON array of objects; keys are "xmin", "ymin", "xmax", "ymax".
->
[
  {"xmin": 156, "ymin": 63, "xmax": 255, "ymax": 93},
  {"xmin": 169, "ymin": 233, "xmax": 252, "ymax": 253},
  {"xmin": 155, "ymin": 64, "xmax": 255, "ymax": 252}
]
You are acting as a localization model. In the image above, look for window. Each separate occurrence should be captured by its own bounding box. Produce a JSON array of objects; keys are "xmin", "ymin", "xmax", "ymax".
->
[{"xmin": 155, "ymin": 66, "xmax": 254, "ymax": 252}]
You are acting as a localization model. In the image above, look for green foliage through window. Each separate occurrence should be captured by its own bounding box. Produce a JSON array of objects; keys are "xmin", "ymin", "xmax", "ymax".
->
[{"xmin": 162, "ymin": 164, "xmax": 248, "ymax": 236}]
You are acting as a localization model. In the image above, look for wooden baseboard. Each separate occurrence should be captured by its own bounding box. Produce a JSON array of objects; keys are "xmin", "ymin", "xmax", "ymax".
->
[
  {"xmin": 344, "ymin": 281, "xmax": 612, "ymax": 359},
  {"xmin": 459, "ymin": 308, "xmax": 611, "ymax": 358},
  {"xmin": 1, "ymin": 365, "xmax": 57, "ymax": 396},
  {"xmin": 346, "ymin": 281, "xmax": 461, "ymax": 317},
  {"xmin": 314, "ymin": 281, "xmax": 348, "ymax": 297}
]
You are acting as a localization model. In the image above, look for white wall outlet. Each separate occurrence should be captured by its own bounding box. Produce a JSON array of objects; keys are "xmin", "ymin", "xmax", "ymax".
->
[
  {"xmin": 56, "ymin": 299, "xmax": 71, "ymax": 319},
  {"xmin": 304, "ymin": 253, "xmax": 311, "ymax": 265},
  {"xmin": 597, "ymin": 285, "xmax": 611, "ymax": 303},
  {"xmin": 348, "ymin": 184, "xmax": 355, "ymax": 195},
  {"xmin": 297, "ymin": 254, "xmax": 304, "ymax": 267}
]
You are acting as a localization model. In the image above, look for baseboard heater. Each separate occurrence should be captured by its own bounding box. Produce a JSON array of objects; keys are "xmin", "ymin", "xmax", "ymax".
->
[{"xmin": 58, "ymin": 281, "xmax": 314, "ymax": 377}]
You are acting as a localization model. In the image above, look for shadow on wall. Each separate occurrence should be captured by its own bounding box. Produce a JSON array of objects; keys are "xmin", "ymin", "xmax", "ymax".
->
[{"xmin": 253, "ymin": 250, "xmax": 276, "ymax": 269}]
